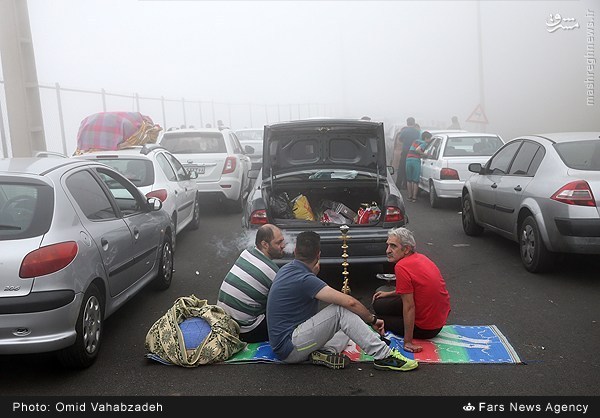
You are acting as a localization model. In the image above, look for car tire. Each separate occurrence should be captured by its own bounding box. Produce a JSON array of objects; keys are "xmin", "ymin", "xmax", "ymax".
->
[
  {"xmin": 187, "ymin": 194, "xmax": 200, "ymax": 230},
  {"xmin": 57, "ymin": 283, "xmax": 104, "ymax": 369},
  {"xmin": 519, "ymin": 215, "xmax": 553, "ymax": 273},
  {"xmin": 151, "ymin": 234, "xmax": 174, "ymax": 290},
  {"xmin": 228, "ymin": 192, "xmax": 244, "ymax": 213},
  {"xmin": 429, "ymin": 181, "xmax": 440, "ymax": 208},
  {"xmin": 462, "ymin": 193, "xmax": 484, "ymax": 236}
]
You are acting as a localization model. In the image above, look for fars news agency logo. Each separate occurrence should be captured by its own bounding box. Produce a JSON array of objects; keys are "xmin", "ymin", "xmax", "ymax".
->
[
  {"xmin": 546, "ymin": 13, "xmax": 580, "ymax": 33},
  {"xmin": 463, "ymin": 403, "xmax": 476, "ymax": 412}
]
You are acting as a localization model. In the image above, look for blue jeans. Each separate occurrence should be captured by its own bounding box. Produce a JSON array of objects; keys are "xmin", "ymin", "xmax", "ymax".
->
[{"xmin": 282, "ymin": 304, "xmax": 391, "ymax": 363}]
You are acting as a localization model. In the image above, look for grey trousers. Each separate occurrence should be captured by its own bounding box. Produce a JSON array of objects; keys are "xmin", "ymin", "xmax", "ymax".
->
[{"xmin": 283, "ymin": 304, "xmax": 391, "ymax": 363}]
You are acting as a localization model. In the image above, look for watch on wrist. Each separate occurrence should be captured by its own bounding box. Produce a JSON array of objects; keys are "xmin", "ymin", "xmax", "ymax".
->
[{"xmin": 370, "ymin": 314, "xmax": 378, "ymax": 325}]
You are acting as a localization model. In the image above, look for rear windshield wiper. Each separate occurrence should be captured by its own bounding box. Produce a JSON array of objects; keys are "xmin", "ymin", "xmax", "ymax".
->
[{"xmin": 0, "ymin": 224, "xmax": 22, "ymax": 230}]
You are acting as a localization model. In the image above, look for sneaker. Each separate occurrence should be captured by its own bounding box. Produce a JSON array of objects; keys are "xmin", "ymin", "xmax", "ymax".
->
[
  {"xmin": 310, "ymin": 349, "xmax": 350, "ymax": 370},
  {"xmin": 373, "ymin": 348, "xmax": 418, "ymax": 371}
]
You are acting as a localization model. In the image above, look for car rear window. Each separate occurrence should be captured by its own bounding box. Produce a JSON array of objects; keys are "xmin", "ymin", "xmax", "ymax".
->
[
  {"xmin": 554, "ymin": 140, "xmax": 600, "ymax": 171},
  {"xmin": 161, "ymin": 133, "xmax": 227, "ymax": 154},
  {"xmin": 91, "ymin": 158, "xmax": 155, "ymax": 187},
  {"xmin": 445, "ymin": 136, "xmax": 504, "ymax": 157},
  {"xmin": 0, "ymin": 181, "xmax": 53, "ymax": 240},
  {"xmin": 236, "ymin": 130, "xmax": 263, "ymax": 142}
]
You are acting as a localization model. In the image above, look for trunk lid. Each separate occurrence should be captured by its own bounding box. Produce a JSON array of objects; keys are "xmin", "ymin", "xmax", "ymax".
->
[{"xmin": 262, "ymin": 119, "xmax": 388, "ymax": 180}]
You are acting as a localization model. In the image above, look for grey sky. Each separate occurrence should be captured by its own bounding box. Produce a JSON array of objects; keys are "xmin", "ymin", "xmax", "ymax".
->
[{"xmin": 15, "ymin": 0, "xmax": 600, "ymax": 146}]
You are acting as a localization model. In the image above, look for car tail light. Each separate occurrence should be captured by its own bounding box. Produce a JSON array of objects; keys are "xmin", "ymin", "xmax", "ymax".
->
[
  {"xmin": 250, "ymin": 209, "xmax": 268, "ymax": 225},
  {"xmin": 222, "ymin": 157, "xmax": 236, "ymax": 174},
  {"xmin": 551, "ymin": 181, "xmax": 596, "ymax": 206},
  {"xmin": 20, "ymin": 242, "xmax": 78, "ymax": 278},
  {"xmin": 146, "ymin": 189, "xmax": 168, "ymax": 202},
  {"xmin": 384, "ymin": 206, "xmax": 404, "ymax": 223},
  {"xmin": 440, "ymin": 168, "xmax": 459, "ymax": 180}
]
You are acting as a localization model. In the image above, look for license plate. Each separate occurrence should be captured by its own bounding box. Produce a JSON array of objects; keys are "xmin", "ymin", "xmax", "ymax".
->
[{"xmin": 188, "ymin": 166, "xmax": 205, "ymax": 174}]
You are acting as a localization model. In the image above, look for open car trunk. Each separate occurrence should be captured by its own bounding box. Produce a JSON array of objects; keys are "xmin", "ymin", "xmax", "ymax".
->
[{"xmin": 263, "ymin": 177, "xmax": 387, "ymax": 228}]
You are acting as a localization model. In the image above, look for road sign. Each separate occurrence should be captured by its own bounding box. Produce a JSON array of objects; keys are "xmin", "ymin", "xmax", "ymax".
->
[{"xmin": 466, "ymin": 104, "xmax": 489, "ymax": 124}]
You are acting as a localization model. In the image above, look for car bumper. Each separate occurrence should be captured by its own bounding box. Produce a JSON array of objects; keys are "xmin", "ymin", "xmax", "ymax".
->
[
  {"xmin": 550, "ymin": 217, "xmax": 600, "ymax": 253},
  {"xmin": 194, "ymin": 179, "xmax": 242, "ymax": 201},
  {"xmin": 432, "ymin": 179, "xmax": 464, "ymax": 199},
  {"xmin": 0, "ymin": 292, "xmax": 81, "ymax": 354},
  {"xmin": 271, "ymin": 227, "xmax": 392, "ymax": 268}
]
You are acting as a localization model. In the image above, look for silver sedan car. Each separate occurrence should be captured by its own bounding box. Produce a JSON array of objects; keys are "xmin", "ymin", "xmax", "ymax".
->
[
  {"xmin": 0, "ymin": 158, "xmax": 174, "ymax": 368},
  {"xmin": 461, "ymin": 132, "xmax": 600, "ymax": 273}
]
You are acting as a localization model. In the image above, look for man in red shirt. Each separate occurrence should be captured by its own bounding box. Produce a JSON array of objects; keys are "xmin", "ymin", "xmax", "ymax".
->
[{"xmin": 372, "ymin": 227, "xmax": 451, "ymax": 353}]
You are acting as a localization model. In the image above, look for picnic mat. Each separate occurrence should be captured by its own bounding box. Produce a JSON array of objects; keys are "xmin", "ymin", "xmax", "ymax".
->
[{"xmin": 224, "ymin": 325, "xmax": 522, "ymax": 364}]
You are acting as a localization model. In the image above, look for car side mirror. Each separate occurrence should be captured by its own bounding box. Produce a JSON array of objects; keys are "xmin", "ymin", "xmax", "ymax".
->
[
  {"xmin": 147, "ymin": 197, "xmax": 163, "ymax": 211},
  {"xmin": 188, "ymin": 170, "xmax": 198, "ymax": 179},
  {"xmin": 387, "ymin": 165, "xmax": 395, "ymax": 175},
  {"xmin": 245, "ymin": 145, "xmax": 255, "ymax": 154},
  {"xmin": 468, "ymin": 163, "xmax": 483, "ymax": 174}
]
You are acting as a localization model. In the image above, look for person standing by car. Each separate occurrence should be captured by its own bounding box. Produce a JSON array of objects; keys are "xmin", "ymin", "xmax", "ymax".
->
[
  {"xmin": 217, "ymin": 224, "xmax": 286, "ymax": 343},
  {"xmin": 405, "ymin": 130, "xmax": 433, "ymax": 202},
  {"xmin": 372, "ymin": 227, "xmax": 451, "ymax": 353},
  {"xmin": 266, "ymin": 231, "xmax": 418, "ymax": 372},
  {"xmin": 392, "ymin": 117, "xmax": 421, "ymax": 190}
]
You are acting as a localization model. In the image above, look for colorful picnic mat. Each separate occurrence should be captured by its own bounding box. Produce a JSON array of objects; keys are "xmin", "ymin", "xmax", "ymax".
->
[{"xmin": 224, "ymin": 325, "xmax": 522, "ymax": 364}]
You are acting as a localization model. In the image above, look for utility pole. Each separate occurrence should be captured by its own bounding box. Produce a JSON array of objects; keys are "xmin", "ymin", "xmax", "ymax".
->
[
  {"xmin": 0, "ymin": 0, "xmax": 46, "ymax": 156},
  {"xmin": 476, "ymin": 0, "xmax": 487, "ymax": 132}
]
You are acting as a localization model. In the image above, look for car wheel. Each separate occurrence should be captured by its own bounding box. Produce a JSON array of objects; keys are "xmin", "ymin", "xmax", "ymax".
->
[
  {"xmin": 228, "ymin": 192, "xmax": 244, "ymax": 213},
  {"xmin": 429, "ymin": 181, "xmax": 440, "ymax": 208},
  {"xmin": 187, "ymin": 194, "xmax": 200, "ymax": 230},
  {"xmin": 57, "ymin": 283, "xmax": 103, "ymax": 369},
  {"xmin": 462, "ymin": 193, "xmax": 484, "ymax": 236},
  {"xmin": 519, "ymin": 215, "xmax": 553, "ymax": 273},
  {"xmin": 151, "ymin": 234, "xmax": 174, "ymax": 290}
]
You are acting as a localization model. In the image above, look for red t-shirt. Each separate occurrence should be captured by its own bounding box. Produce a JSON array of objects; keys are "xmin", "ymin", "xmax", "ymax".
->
[{"xmin": 395, "ymin": 252, "xmax": 451, "ymax": 330}]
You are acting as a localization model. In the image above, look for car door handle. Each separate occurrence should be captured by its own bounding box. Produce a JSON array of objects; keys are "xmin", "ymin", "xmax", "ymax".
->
[
  {"xmin": 491, "ymin": 183, "xmax": 497, "ymax": 189},
  {"xmin": 133, "ymin": 228, "xmax": 140, "ymax": 239},
  {"xmin": 101, "ymin": 238, "xmax": 108, "ymax": 247},
  {"xmin": 514, "ymin": 185, "xmax": 522, "ymax": 191}
]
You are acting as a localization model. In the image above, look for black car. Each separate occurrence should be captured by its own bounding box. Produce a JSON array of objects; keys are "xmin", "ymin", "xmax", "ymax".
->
[{"xmin": 242, "ymin": 118, "xmax": 408, "ymax": 272}]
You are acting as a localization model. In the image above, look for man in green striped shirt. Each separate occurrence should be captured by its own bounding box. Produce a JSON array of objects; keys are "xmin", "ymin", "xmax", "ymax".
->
[{"xmin": 217, "ymin": 224, "xmax": 286, "ymax": 342}]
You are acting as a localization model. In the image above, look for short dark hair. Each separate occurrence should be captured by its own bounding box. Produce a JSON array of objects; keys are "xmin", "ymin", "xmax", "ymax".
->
[
  {"xmin": 407, "ymin": 117, "xmax": 415, "ymax": 126},
  {"xmin": 421, "ymin": 131, "xmax": 432, "ymax": 140},
  {"xmin": 255, "ymin": 224, "xmax": 275, "ymax": 247},
  {"xmin": 295, "ymin": 231, "xmax": 320, "ymax": 263}
]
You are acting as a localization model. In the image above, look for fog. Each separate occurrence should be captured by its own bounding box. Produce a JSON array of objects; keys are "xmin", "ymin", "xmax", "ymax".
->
[{"xmin": 3, "ymin": 0, "xmax": 600, "ymax": 152}]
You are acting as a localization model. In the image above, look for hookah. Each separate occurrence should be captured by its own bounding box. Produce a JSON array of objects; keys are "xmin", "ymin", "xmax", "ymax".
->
[{"xmin": 339, "ymin": 224, "xmax": 351, "ymax": 294}]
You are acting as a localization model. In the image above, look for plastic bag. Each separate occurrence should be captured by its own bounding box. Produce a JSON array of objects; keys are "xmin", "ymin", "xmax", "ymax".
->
[
  {"xmin": 357, "ymin": 202, "xmax": 381, "ymax": 224},
  {"xmin": 270, "ymin": 192, "xmax": 293, "ymax": 218},
  {"xmin": 322, "ymin": 208, "xmax": 351, "ymax": 225},
  {"xmin": 292, "ymin": 194, "xmax": 316, "ymax": 221}
]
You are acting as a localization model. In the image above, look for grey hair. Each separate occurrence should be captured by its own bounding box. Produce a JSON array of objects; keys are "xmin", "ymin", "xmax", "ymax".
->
[{"xmin": 387, "ymin": 227, "xmax": 416, "ymax": 251}]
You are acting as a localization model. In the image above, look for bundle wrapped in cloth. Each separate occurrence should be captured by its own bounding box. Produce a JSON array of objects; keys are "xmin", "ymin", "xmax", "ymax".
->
[{"xmin": 73, "ymin": 111, "xmax": 162, "ymax": 155}]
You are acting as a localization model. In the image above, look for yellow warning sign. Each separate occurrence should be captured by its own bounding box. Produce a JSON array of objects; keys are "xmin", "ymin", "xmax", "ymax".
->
[{"xmin": 466, "ymin": 104, "xmax": 489, "ymax": 124}]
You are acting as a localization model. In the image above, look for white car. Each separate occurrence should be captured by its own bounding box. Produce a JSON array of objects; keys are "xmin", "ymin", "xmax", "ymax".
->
[
  {"xmin": 235, "ymin": 127, "xmax": 264, "ymax": 176},
  {"xmin": 159, "ymin": 127, "xmax": 253, "ymax": 212},
  {"xmin": 75, "ymin": 144, "xmax": 200, "ymax": 250},
  {"xmin": 419, "ymin": 132, "xmax": 505, "ymax": 207}
]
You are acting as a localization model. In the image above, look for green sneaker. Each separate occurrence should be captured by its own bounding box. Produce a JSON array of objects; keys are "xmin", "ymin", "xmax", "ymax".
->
[
  {"xmin": 373, "ymin": 348, "xmax": 418, "ymax": 371},
  {"xmin": 310, "ymin": 349, "xmax": 350, "ymax": 370}
]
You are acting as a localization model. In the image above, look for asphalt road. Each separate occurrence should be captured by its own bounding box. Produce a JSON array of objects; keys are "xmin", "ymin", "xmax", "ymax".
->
[{"xmin": 1, "ymin": 196, "xmax": 598, "ymax": 412}]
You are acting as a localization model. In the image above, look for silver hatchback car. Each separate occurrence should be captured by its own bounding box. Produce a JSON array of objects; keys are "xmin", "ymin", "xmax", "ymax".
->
[
  {"xmin": 0, "ymin": 158, "xmax": 174, "ymax": 368},
  {"xmin": 461, "ymin": 132, "xmax": 600, "ymax": 272}
]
